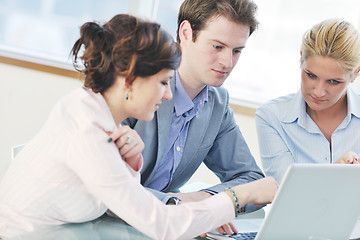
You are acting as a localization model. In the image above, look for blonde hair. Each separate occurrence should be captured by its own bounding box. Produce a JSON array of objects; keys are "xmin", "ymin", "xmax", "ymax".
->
[{"xmin": 300, "ymin": 18, "xmax": 360, "ymax": 75}]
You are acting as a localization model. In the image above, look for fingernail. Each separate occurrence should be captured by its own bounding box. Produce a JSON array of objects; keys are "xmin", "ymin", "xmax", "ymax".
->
[{"xmin": 107, "ymin": 137, "xmax": 112, "ymax": 143}]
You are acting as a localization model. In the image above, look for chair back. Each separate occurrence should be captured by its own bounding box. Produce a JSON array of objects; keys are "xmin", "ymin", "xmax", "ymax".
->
[{"xmin": 11, "ymin": 144, "xmax": 25, "ymax": 160}]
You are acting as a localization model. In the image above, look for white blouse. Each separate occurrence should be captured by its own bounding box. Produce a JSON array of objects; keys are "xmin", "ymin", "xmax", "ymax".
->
[{"xmin": 0, "ymin": 88, "xmax": 233, "ymax": 240}]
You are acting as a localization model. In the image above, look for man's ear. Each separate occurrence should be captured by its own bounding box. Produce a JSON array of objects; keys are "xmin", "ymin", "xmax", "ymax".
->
[{"xmin": 178, "ymin": 20, "xmax": 193, "ymax": 43}]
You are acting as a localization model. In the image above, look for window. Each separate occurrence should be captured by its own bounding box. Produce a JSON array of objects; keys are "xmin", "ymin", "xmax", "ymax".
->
[
  {"xmin": 223, "ymin": 0, "xmax": 360, "ymax": 107},
  {"xmin": 0, "ymin": 0, "xmax": 157, "ymax": 69},
  {"xmin": 1, "ymin": 0, "xmax": 359, "ymax": 106}
]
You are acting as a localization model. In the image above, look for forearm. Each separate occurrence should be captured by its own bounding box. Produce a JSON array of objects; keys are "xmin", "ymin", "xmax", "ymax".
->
[
  {"xmin": 201, "ymin": 175, "xmax": 265, "ymax": 213},
  {"xmin": 144, "ymin": 187, "xmax": 176, "ymax": 204},
  {"xmin": 223, "ymin": 177, "xmax": 278, "ymax": 217},
  {"xmin": 124, "ymin": 154, "xmax": 143, "ymax": 172}
]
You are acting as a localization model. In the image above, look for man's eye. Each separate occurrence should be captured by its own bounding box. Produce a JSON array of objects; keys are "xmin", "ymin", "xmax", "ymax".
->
[{"xmin": 233, "ymin": 49, "xmax": 242, "ymax": 54}]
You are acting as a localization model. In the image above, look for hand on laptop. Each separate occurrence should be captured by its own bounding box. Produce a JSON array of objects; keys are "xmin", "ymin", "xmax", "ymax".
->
[
  {"xmin": 169, "ymin": 177, "xmax": 278, "ymax": 238},
  {"xmin": 168, "ymin": 191, "xmax": 238, "ymax": 236},
  {"xmin": 202, "ymin": 177, "xmax": 278, "ymax": 238},
  {"xmin": 213, "ymin": 222, "xmax": 238, "ymax": 236},
  {"xmin": 334, "ymin": 151, "xmax": 359, "ymax": 164}
]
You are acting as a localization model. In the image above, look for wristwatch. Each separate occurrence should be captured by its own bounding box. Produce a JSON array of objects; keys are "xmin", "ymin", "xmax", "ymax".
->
[{"xmin": 166, "ymin": 197, "xmax": 181, "ymax": 205}]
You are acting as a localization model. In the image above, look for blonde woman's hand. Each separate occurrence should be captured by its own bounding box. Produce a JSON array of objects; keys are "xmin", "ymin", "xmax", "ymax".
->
[{"xmin": 334, "ymin": 151, "xmax": 359, "ymax": 164}]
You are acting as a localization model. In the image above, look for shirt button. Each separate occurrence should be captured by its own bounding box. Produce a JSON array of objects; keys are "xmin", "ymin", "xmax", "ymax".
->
[{"xmin": 176, "ymin": 146, "xmax": 181, "ymax": 152}]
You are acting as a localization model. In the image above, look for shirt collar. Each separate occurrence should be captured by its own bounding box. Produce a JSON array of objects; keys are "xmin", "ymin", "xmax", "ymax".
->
[
  {"xmin": 281, "ymin": 88, "xmax": 360, "ymax": 127},
  {"xmin": 173, "ymin": 71, "xmax": 208, "ymax": 117},
  {"xmin": 347, "ymin": 87, "xmax": 360, "ymax": 119},
  {"xmin": 281, "ymin": 90, "xmax": 305, "ymax": 124},
  {"xmin": 280, "ymin": 90, "xmax": 320, "ymax": 132}
]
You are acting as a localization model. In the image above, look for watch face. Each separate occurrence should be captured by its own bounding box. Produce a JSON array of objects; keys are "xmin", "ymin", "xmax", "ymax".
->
[{"xmin": 167, "ymin": 197, "xmax": 180, "ymax": 205}]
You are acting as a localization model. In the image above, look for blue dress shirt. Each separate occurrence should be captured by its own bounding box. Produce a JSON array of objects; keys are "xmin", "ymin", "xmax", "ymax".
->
[
  {"xmin": 123, "ymin": 75, "xmax": 264, "ymax": 212},
  {"xmin": 147, "ymin": 72, "xmax": 208, "ymax": 191},
  {"xmin": 255, "ymin": 88, "xmax": 360, "ymax": 183}
]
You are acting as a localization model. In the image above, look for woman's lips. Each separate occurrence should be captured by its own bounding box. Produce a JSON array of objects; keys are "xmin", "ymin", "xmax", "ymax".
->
[{"xmin": 311, "ymin": 96, "xmax": 326, "ymax": 103}]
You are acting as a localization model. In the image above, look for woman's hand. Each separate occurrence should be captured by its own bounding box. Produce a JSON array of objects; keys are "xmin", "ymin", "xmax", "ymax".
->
[
  {"xmin": 107, "ymin": 125, "xmax": 144, "ymax": 171},
  {"xmin": 200, "ymin": 222, "xmax": 238, "ymax": 238},
  {"xmin": 334, "ymin": 151, "xmax": 359, "ymax": 164},
  {"xmin": 200, "ymin": 177, "xmax": 278, "ymax": 238},
  {"xmin": 168, "ymin": 191, "xmax": 239, "ymax": 237}
]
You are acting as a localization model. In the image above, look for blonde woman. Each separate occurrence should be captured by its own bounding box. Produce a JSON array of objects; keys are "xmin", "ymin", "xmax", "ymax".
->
[{"xmin": 256, "ymin": 18, "xmax": 360, "ymax": 183}]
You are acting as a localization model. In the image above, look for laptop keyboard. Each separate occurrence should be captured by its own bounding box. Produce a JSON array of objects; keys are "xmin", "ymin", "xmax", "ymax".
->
[{"xmin": 226, "ymin": 232, "xmax": 257, "ymax": 240}]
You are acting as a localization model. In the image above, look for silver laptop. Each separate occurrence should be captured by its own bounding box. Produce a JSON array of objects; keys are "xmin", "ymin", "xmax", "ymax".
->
[{"xmin": 207, "ymin": 164, "xmax": 360, "ymax": 240}]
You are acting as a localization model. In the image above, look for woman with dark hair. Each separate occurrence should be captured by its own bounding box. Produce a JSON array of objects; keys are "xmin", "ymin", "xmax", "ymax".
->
[{"xmin": 0, "ymin": 14, "xmax": 277, "ymax": 240}]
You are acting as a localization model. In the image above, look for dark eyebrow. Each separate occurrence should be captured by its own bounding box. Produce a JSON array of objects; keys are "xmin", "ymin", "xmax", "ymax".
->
[
  {"xmin": 212, "ymin": 39, "xmax": 245, "ymax": 50},
  {"xmin": 165, "ymin": 73, "xmax": 174, "ymax": 81},
  {"xmin": 304, "ymin": 68, "xmax": 316, "ymax": 75},
  {"xmin": 304, "ymin": 68, "xmax": 345, "ymax": 81},
  {"xmin": 304, "ymin": 69, "xmax": 318, "ymax": 78}
]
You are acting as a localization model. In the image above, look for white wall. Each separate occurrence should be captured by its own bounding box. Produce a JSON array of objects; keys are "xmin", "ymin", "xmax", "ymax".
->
[
  {"xmin": 0, "ymin": 62, "xmax": 262, "ymax": 184},
  {"xmin": 0, "ymin": 62, "xmax": 82, "ymax": 179}
]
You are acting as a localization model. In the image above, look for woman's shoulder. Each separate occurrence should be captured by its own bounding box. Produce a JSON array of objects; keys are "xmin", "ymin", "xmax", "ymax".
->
[
  {"xmin": 56, "ymin": 88, "xmax": 96, "ymax": 114},
  {"xmin": 52, "ymin": 87, "xmax": 113, "ymax": 129},
  {"xmin": 255, "ymin": 91, "xmax": 305, "ymax": 126},
  {"xmin": 257, "ymin": 92, "xmax": 298, "ymax": 115}
]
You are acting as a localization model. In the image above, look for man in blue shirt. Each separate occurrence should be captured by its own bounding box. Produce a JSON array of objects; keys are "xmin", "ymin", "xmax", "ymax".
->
[{"xmin": 124, "ymin": 0, "xmax": 264, "ymax": 223}]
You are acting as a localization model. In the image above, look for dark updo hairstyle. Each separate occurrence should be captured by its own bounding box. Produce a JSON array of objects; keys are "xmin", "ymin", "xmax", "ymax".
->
[{"xmin": 71, "ymin": 14, "xmax": 181, "ymax": 93}]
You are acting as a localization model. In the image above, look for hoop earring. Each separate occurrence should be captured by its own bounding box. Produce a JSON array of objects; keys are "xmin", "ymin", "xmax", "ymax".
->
[{"xmin": 125, "ymin": 89, "xmax": 130, "ymax": 100}]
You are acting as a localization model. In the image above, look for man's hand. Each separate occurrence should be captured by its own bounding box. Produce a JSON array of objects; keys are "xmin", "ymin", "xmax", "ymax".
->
[{"xmin": 168, "ymin": 191, "xmax": 238, "ymax": 236}]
